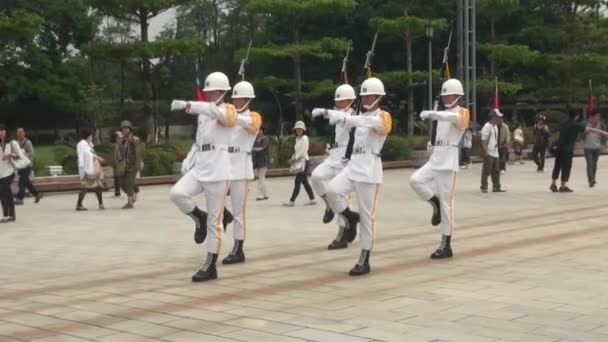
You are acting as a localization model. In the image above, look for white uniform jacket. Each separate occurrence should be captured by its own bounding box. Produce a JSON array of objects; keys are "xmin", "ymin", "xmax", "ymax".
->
[
  {"xmin": 428, "ymin": 106, "xmax": 470, "ymax": 171},
  {"xmin": 186, "ymin": 101, "xmax": 237, "ymax": 182},
  {"xmin": 327, "ymin": 108, "xmax": 392, "ymax": 184},
  {"xmin": 229, "ymin": 109, "xmax": 262, "ymax": 180},
  {"xmin": 324, "ymin": 108, "xmax": 353, "ymax": 169}
]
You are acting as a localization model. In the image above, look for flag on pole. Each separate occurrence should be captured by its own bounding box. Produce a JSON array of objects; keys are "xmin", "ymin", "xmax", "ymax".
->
[
  {"xmin": 492, "ymin": 77, "xmax": 500, "ymax": 110},
  {"xmin": 194, "ymin": 62, "xmax": 206, "ymax": 101},
  {"xmin": 587, "ymin": 79, "xmax": 595, "ymax": 115}
]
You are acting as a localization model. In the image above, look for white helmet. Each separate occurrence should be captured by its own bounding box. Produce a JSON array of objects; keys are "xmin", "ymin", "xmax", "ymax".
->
[
  {"xmin": 359, "ymin": 77, "xmax": 386, "ymax": 96},
  {"xmin": 232, "ymin": 81, "xmax": 256, "ymax": 99},
  {"xmin": 203, "ymin": 72, "xmax": 231, "ymax": 92},
  {"xmin": 334, "ymin": 84, "xmax": 356, "ymax": 101},
  {"xmin": 440, "ymin": 79, "xmax": 464, "ymax": 96}
]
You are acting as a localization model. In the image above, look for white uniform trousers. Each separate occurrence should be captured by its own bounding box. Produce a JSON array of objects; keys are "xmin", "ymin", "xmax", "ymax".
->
[
  {"xmin": 311, "ymin": 161, "xmax": 347, "ymax": 229},
  {"xmin": 326, "ymin": 171, "xmax": 380, "ymax": 251},
  {"xmin": 169, "ymin": 171, "xmax": 230, "ymax": 254},
  {"xmin": 228, "ymin": 180, "xmax": 250, "ymax": 241},
  {"xmin": 409, "ymin": 162, "xmax": 457, "ymax": 236}
]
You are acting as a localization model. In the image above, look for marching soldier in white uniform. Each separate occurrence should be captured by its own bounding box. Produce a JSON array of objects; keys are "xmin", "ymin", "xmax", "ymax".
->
[
  {"xmin": 409, "ymin": 79, "xmax": 470, "ymax": 259},
  {"xmin": 169, "ymin": 72, "xmax": 237, "ymax": 282},
  {"xmin": 313, "ymin": 77, "xmax": 392, "ymax": 276},
  {"xmin": 222, "ymin": 81, "xmax": 262, "ymax": 265},
  {"xmin": 311, "ymin": 84, "xmax": 356, "ymax": 250}
]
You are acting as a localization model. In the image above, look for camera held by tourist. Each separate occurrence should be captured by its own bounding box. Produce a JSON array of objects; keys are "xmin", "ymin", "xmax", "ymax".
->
[
  {"xmin": 283, "ymin": 121, "xmax": 316, "ymax": 207},
  {"xmin": 76, "ymin": 130, "xmax": 105, "ymax": 211},
  {"xmin": 480, "ymin": 109, "xmax": 506, "ymax": 193},
  {"xmin": 583, "ymin": 112, "xmax": 606, "ymax": 188},
  {"xmin": 14, "ymin": 127, "xmax": 42, "ymax": 205},
  {"xmin": 512, "ymin": 123, "xmax": 525, "ymax": 165}
]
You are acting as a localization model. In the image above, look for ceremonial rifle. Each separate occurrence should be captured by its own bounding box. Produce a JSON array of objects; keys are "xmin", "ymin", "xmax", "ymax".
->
[{"xmin": 343, "ymin": 32, "xmax": 379, "ymax": 160}]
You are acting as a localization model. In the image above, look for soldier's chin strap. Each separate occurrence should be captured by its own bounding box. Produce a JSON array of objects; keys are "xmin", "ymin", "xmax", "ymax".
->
[
  {"xmin": 236, "ymin": 99, "xmax": 252, "ymax": 113},
  {"xmin": 214, "ymin": 92, "xmax": 228, "ymax": 106},
  {"xmin": 336, "ymin": 100, "xmax": 355, "ymax": 112},
  {"xmin": 363, "ymin": 96, "xmax": 382, "ymax": 111},
  {"xmin": 444, "ymin": 96, "xmax": 461, "ymax": 110}
]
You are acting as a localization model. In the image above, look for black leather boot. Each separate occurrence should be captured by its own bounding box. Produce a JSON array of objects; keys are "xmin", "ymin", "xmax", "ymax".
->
[
  {"xmin": 321, "ymin": 195, "xmax": 335, "ymax": 224},
  {"xmin": 222, "ymin": 240, "xmax": 245, "ymax": 264},
  {"xmin": 192, "ymin": 253, "xmax": 218, "ymax": 282},
  {"xmin": 429, "ymin": 196, "xmax": 441, "ymax": 226},
  {"xmin": 223, "ymin": 208, "xmax": 234, "ymax": 231},
  {"xmin": 340, "ymin": 207, "xmax": 359, "ymax": 243},
  {"xmin": 349, "ymin": 249, "xmax": 371, "ymax": 276},
  {"xmin": 188, "ymin": 207, "xmax": 208, "ymax": 244},
  {"xmin": 430, "ymin": 235, "xmax": 453, "ymax": 259},
  {"xmin": 327, "ymin": 226, "xmax": 348, "ymax": 250}
]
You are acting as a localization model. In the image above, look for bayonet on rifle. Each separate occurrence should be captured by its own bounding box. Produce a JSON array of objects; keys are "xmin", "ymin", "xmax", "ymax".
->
[{"xmin": 237, "ymin": 40, "xmax": 253, "ymax": 81}]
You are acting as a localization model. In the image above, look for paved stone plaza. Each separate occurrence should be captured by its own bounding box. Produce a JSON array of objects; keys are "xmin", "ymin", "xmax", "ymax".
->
[{"xmin": 1, "ymin": 157, "xmax": 607, "ymax": 342}]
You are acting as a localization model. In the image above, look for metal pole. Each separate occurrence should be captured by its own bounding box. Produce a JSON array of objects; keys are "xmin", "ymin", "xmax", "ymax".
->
[
  {"xmin": 471, "ymin": 0, "xmax": 477, "ymax": 131},
  {"xmin": 457, "ymin": 0, "xmax": 464, "ymax": 80},
  {"xmin": 428, "ymin": 36, "xmax": 433, "ymax": 138},
  {"xmin": 464, "ymin": 0, "xmax": 470, "ymax": 113}
]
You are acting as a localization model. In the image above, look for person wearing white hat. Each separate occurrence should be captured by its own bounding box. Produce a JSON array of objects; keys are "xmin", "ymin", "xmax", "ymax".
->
[
  {"xmin": 169, "ymin": 71, "xmax": 237, "ymax": 282},
  {"xmin": 409, "ymin": 78, "xmax": 470, "ymax": 260},
  {"xmin": 311, "ymin": 84, "xmax": 356, "ymax": 250},
  {"xmin": 480, "ymin": 109, "xmax": 505, "ymax": 193},
  {"xmin": 221, "ymin": 81, "xmax": 262, "ymax": 265},
  {"xmin": 314, "ymin": 77, "xmax": 392, "ymax": 276},
  {"xmin": 283, "ymin": 121, "xmax": 316, "ymax": 206}
]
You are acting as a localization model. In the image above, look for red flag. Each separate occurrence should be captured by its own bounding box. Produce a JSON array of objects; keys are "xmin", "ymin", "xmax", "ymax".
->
[
  {"xmin": 588, "ymin": 80, "xmax": 594, "ymax": 115},
  {"xmin": 492, "ymin": 77, "xmax": 500, "ymax": 110},
  {"xmin": 194, "ymin": 63, "xmax": 206, "ymax": 101}
]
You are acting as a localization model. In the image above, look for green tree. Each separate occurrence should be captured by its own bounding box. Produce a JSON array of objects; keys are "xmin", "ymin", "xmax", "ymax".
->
[
  {"xmin": 246, "ymin": 0, "xmax": 357, "ymax": 119},
  {"xmin": 88, "ymin": 0, "xmax": 203, "ymax": 142},
  {"xmin": 370, "ymin": 15, "xmax": 447, "ymax": 136}
]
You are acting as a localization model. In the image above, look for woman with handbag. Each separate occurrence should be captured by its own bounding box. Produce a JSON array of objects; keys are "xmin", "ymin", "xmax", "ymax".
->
[
  {"xmin": 76, "ymin": 130, "xmax": 105, "ymax": 211},
  {"xmin": 0, "ymin": 124, "xmax": 17, "ymax": 223},
  {"xmin": 283, "ymin": 121, "xmax": 316, "ymax": 207}
]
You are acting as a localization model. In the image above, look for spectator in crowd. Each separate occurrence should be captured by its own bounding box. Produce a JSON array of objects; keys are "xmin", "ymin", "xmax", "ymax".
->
[
  {"xmin": 583, "ymin": 112, "xmax": 606, "ymax": 187},
  {"xmin": 113, "ymin": 131, "xmax": 140, "ymax": 198},
  {"xmin": 252, "ymin": 125, "xmax": 270, "ymax": 201},
  {"xmin": 532, "ymin": 115, "xmax": 551, "ymax": 172},
  {"xmin": 550, "ymin": 110, "xmax": 608, "ymax": 192},
  {"xmin": 14, "ymin": 127, "xmax": 42, "ymax": 205},
  {"xmin": 497, "ymin": 116, "xmax": 511, "ymax": 174},
  {"xmin": 460, "ymin": 127, "xmax": 473, "ymax": 169},
  {"xmin": 114, "ymin": 121, "xmax": 143, "ymax": 209},
  {"xmin": 76, "ymin": 129, "xmax": 104, "ymax": 211},
  {"xmin": 512, "ymin": 123, "xmax": 525, "ymax": 164},
  {"xmin": 480, "ymin": 109, "xmax": 505, "ymax": 193},
  {"xmin": 283, "ymin": 121, "xmax": 316, "ymax": 206},
  {"xmin": 0, "ymin": 124, "xmax": 16, "ymax": 223}
]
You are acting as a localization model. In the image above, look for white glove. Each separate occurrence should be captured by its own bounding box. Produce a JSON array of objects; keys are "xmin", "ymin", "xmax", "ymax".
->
[
  {"xmin": 328, "ymin": 112, "xmax": 346, "ymax": 126},
  {"xmin": 312, "ymin": 108, "xmax": 326, "ymax": 118},
  {"xmin": 426, "ymin": 141, "xmax": 434, "ymax": 151},
  {"xmin": 171, "ymin": 100, "xmax": 187, "ymax": 111},
  {"xmin": 420, "ymin": 110, "xmax": 434, "ymax": 120}
]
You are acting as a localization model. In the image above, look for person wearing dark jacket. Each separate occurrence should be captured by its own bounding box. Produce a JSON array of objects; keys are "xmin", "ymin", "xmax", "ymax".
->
[
  {"xmin": 550, "ymin": 110, "xmax": 608, "ymax": 192},
  {"xmin": 532, "ymin": 115, "xmax": 551, "ymax": 172},
  {"xmin": 252, "ymin": 126, "xmax": 270, "ymax": 200}
]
